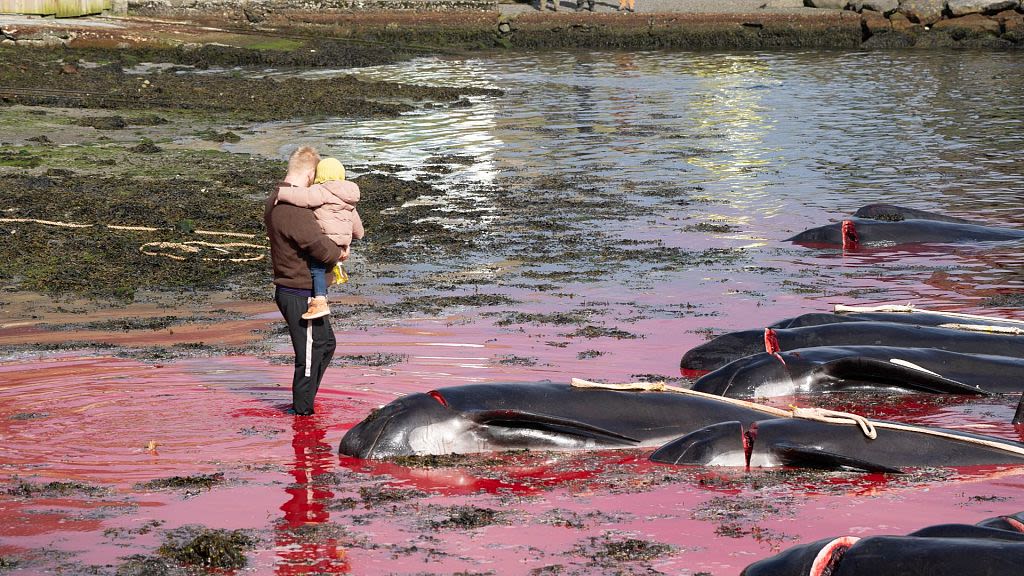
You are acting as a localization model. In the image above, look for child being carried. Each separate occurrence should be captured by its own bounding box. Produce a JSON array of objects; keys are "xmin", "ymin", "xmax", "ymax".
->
[{"xmin": 275, "ymin": 157, "xmax": 364, "ymax": 320}]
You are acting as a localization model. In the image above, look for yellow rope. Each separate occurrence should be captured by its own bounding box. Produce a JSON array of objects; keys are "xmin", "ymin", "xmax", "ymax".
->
[
  {"xmin": 139, "ymin": 241, "xmax": 265, "ymax": 262},
  {"xmin": 108, "ymin": 224, "xmax": 162, "ymax": 232},
  {"xmin": 938, "ymin": 323, "xmax": 1024, "ymax": 336},
  {"xmin": 0, "ymin": 217, "xmax": 91, "ymax": 228},
  {"xmin": 1, "ymin": 217, "xmax": 265, "ymax": 262},
  {"xmin": 569, "ymin": 378, "xmax": 1024, "ymax": 455},
  {"xmin": 835, "ymin": 304, "xmax": 1024, "ymax": 326},
  {"xmin": 195, "ymin": 230, "xmax": 259, "ymax": 239},
  {"xmin": 570, "ymin": 378, "xmax": 792, "ymax": 417}
]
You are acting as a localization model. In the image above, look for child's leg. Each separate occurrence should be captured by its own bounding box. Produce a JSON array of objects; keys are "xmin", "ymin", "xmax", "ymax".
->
[
  {"xmin": 309, "ymin": 259, "xmax": 328, "ymax": 298},
  {"xmin": 302, "ymin": 259, "xmax": 332, "ymax": 320}
]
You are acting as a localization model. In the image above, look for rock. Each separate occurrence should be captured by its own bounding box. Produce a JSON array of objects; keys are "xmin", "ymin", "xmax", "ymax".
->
[
  {"xmin": 898, "ymin": 0, "xmax": 945, "ymax": 24},
  {"xmin": 933, "ymin": 12, "xmax": 1002, "ymax": 34},
  {"xmin": 995, "ymin": 9, "xmax": 1024, "ymax": 32},
  {"xmin": 863, "ymin": 9, "xmax": 893, "ymax": 33},
  {"xmin": 76, "ymin": 116, "xmax": 128, "ymax": 130},
  {"xmin": 130, "ymin": 140, "xmax": 163, "ymax": 154},
  {"xmin": 946, "ymin": 1, "xmax": 1020, "ymax": 17},
  {"xmin": 862, "ymin": 30, "xmax": 917, "ymax": 47},
  {"xmin": 16, "ymin": 32, "xmax": 67, "ymax": 47},
  {"xmin": 805, "ymin": 0, "xmax": 847, "ymax": 8},
  {"xmin": 860, "ymin": 0, "xmax": 892, "ymax": 12},
  {"xmin": 242, "ymin": 6, "xmax": 266, "ymax": 23},
  {"xmin": 889, "ymin": 11, "xmax": 919, "ymax": 30}
]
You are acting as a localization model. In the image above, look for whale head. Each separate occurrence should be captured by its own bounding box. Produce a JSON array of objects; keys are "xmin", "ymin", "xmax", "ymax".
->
[
  {"xmin": 691, "ymin": 353, "xmax": 795, "ymax": 397},
  {"xmin": 741, "ymin": 537, "xmax": 859, "ymax": 576},
  {"xmin": 339, "ymin": 391, "xmax": 483, "ymax": 459}
]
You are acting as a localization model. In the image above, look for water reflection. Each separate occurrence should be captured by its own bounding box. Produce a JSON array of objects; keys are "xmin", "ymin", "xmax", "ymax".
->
[{"xmin": 275, "ymin": 416, "xmax": 349, "ymax": 574}]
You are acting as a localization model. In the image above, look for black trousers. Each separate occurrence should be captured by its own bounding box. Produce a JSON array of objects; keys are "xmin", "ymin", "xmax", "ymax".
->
[{"xmin": 275, "ymin": 287, "xmax": 336, "ymax": 415}]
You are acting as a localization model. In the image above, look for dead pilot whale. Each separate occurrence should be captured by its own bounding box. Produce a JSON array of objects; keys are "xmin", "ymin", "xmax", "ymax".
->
[
  {"xmin": 740, "ymin": 512, "xmax": 1024, "ymax": 576},
  {"xmin": 690, "ymin": 345, "xmax": 1024, "ymax": 397},
  {"xmin": 649, "ymin": 400, "xmax": 1024, "ymax": 474},
  {"xmin": 852, "ymin": 203, "xmax": 975, "ymax": 224},
  {"xmin": 338, "ymin": 381, "xmax": 774, "ymax": 459},
  {"xmin": 680, "ymin": 321, "xmax": 1024, "ymax": 373},
  {"xmin": 786, "ymin": 217, "xmax": 1024, "ymax": 247},
  {"xmin": 769, "ymin": 310, "xmax": 1024, "ymax": 330}
]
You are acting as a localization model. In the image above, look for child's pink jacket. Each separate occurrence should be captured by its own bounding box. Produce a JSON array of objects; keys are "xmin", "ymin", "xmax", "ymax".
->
[{"xmin": 275, "ymin": 180, "xmax": 365, "ymax": 257}]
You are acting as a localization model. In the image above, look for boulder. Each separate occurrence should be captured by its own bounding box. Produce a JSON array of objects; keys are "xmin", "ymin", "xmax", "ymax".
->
[
  {"xmin": 898, "ymin": 0, "xmax": 945, "ymax": 24},
  {"xmin": 860, "ymin": 0, "xmax": 899, "ymax": 12},
  {"xmin": 805, "ymin": 0, "xmax": 847, "ymax": 8},
  {"xmin": 933, "ymin": 12, "xmax": 1002, "ymax": 33},
  {"xmin": 946, "ymin": 0, "xmax": 1020, "ymax": 17},
  {"xmin": 888, "ymin": 11, "xmax": 920, "ymax": 30},
  {"xmin": 863, "ymin": 9, "xmax": 894, "ymax": 33},
  {"xmin": 995, "ymin": 9, "xmax": 1024, "ymax": 32},
  {"xmin": 861, "ymin": 30, "xmax": 917, "ymax": 47}
]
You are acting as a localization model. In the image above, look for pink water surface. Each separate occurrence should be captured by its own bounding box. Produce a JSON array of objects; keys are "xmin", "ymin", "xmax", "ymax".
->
[{"xmin": 3, "ymin": 271, "xmax": 1024, "ymax": 575}]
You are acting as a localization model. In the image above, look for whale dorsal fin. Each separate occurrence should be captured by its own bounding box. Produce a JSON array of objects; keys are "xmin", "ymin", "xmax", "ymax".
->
[
  {"xmin": 771, "ymin": 443, "xmax": 903, "ymax": 474},
  {"xmin": 471, "ymin": 410, "xmax": 640, "ymax": 445},
  {"xmin": 815, "ymin": 357, "xmax": 989, "ymax": 395}
]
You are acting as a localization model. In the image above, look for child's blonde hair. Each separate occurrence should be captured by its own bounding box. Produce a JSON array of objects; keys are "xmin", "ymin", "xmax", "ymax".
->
[
  {"xmin": 288, "ymin": 145, "xmax": 320, "ymax": 174},
  {"xmin": 314, "ymin": 158, "xmax": 346, "ymax": 184}
]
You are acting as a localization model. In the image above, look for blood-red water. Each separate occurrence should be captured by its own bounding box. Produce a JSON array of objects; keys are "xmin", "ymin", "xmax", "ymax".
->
[{"xmin": 2, "ymin": 292, "xmax": 1024, "ymax": 574}]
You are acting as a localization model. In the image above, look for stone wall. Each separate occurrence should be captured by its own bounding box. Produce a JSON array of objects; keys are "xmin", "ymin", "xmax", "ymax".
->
[
  {"xmin": 805, "ymin": 0, "xmax": 1024, "ymax": 48},
  {"xmin": 130, "ymin": 0, "xmax": 498, "ymax": 20}
]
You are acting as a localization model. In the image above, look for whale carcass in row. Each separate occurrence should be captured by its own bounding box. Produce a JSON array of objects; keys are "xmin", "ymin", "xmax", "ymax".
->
[
  {"xmin": 339, "ymin": 381, "xmax": 1024, "ymax": 473},
  {"xmin": 787, "ymin": 203, "xmax": 1024, "ymax": 248},
  {"xmin": 741, "ymin": 511, "xmax": 1024, "ymax": 576}
]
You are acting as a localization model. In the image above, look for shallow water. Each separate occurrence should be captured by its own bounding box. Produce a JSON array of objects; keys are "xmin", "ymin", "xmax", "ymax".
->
[
  {"xmin": 240, "ymin": 50, "xmax": 1024, "ymax": 315},
  {"xmin": 4, "ymin": 50, "xmax": 1024, "ymax": 574}
]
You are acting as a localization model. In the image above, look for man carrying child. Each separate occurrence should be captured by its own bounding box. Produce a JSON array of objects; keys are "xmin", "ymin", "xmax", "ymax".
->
[{"xmin": 264, "ymin": 146, "xmax": 343, "ymax": 416}]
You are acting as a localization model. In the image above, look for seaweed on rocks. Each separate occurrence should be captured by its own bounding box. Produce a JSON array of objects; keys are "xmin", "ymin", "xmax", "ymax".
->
[
  {"xmin": 5, "ymin": 477, "xmax": 110, "ymax": 498},
  {"xmin": 428, "ymin": 505, "xmax": 502, "ymax": 530},
  {"xmin": 136, "ymin": 473, "xmax": 225, "ymax": 491},
  {"xmin": 0, "ymin": 47, "xmax": 501, "ymax": 122},
  {"xmin": 115, "ymin": 555, "xmax": 185, "ymax": 576},
  {"xmin": 157, "ymin": 526, "xmax": 256, "ymax": 570},
  {"xmin": 0, "ymin": 153, "xmax": 444, "ymax": 298}
]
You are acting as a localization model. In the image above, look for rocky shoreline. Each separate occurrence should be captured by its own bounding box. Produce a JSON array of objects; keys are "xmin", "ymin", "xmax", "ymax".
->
[
  {"xmin": 806, "ymin": 0, "xmax": 1024, "ymax": 49},
  {"xmin": 1, "ymin": 0, "xmax": 1023, "ymax": 50}
]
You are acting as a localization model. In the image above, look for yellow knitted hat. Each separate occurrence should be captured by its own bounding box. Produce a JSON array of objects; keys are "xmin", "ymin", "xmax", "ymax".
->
[{"xmin": 314, "ymin": 158, "xmax": 345, "ymax": 184}]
